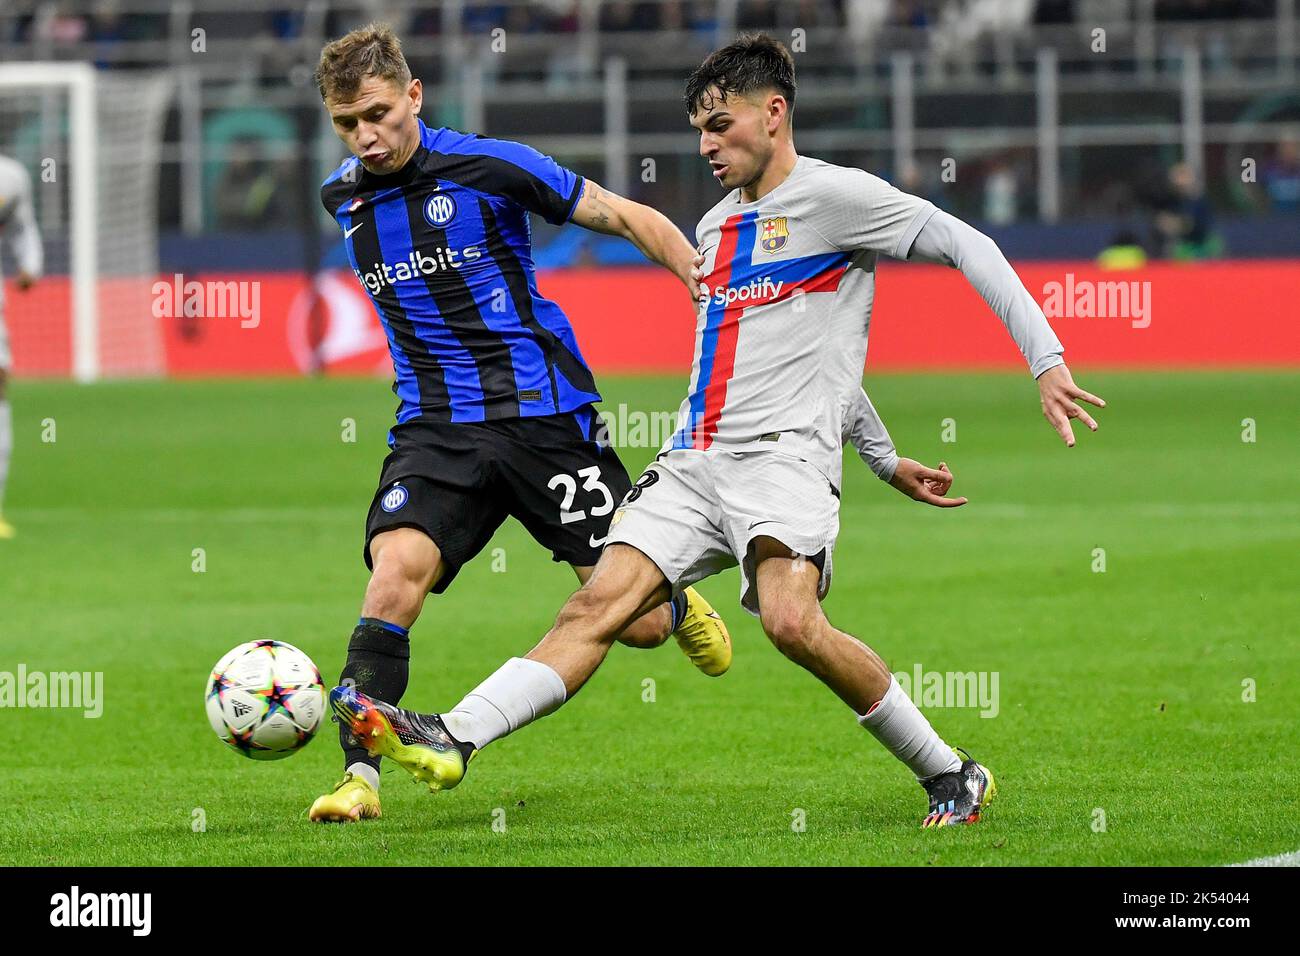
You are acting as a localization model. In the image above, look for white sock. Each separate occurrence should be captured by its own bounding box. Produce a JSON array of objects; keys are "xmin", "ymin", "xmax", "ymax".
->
[
  {"xmin": 858, "ymin": 675, "xmax": 963, "ymax": 781},
  {"xmin": 442, "ymin": 657, "xmax": 567, "ymax": 750},
  {"xmin": 346, "ymin": 761, "xmax": 380, "ymax": 792},
  {"xmin": 0, "ymin": 399, "xmax": 10, "ymax": 513}
]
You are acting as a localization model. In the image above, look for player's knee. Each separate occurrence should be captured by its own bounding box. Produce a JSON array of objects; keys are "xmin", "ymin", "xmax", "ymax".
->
[
  {"xmin": 761, "ymin": 606, "xmax": 818, "ymax": 664},
  {"xmin": 366, "ymin": 548, "xmax": 434, "ymax": 620}
]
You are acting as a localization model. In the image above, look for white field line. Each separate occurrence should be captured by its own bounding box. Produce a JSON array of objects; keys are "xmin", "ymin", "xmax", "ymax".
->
[{"xmin": 1228, "ymin": 849, "xmax": 1300, "ymax": 867}]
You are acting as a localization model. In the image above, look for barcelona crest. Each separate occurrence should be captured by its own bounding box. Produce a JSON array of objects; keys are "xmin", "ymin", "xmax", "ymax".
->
[{"xmin": 759, "ymin": 216, "xmax": 788, "ymax": 254}]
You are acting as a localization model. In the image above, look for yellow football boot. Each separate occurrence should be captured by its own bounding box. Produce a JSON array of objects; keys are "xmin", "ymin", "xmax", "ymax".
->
[
  {"xmin": 308, "ymin": 771, "xmax": 381, "ymax": 823},
  {"xmin": 0, "ymin": 515, "xmax": 15, "ymax": 539},
  {"xmin": 672, "ymin": 586, "xmax": 732, "ymax": 676}
]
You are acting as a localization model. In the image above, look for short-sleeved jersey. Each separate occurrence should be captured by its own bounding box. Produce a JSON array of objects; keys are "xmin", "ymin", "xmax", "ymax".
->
[
  {"xmin": 321, "ymin": 119, "xmax": 598, "ymax": 427},
  {"xmin": 665, "ymin": 154, "xmax": 936, "ymax": 483}
]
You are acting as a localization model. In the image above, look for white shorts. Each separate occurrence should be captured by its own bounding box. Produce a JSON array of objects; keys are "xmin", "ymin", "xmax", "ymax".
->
[{"xmin": 606, "ymin": 447, "xmax": 840, "ymax": 616}]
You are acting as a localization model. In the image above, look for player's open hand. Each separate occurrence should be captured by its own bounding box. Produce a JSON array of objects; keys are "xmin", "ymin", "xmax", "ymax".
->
[
  {"xmin": 1036, "ymin": 364, "xmax": 1105, "ymax": 447},
  {"xmin": 889, "ymin": 459, "xmax": 967, "ymax": 508}
]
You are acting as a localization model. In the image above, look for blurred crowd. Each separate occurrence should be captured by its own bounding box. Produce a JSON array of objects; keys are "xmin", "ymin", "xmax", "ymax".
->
[
  {"xmin": 2, "ymin": 0, "xmax": 1286, "ymax": 45},
  {"xmin": 3, "ymin": 0, "xmax": 1294, "ymax": 247}
]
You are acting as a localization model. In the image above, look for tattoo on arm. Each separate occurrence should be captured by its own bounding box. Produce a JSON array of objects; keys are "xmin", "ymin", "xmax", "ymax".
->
[{"xmin": 586, "ymin": 183, "xmax": 613, "ymax": 229}]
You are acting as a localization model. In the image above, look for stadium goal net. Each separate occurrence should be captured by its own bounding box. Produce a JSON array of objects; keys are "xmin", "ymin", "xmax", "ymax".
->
[{"xmin": 0, "ymin": 63, "xmax": 171, "ymax": 380}]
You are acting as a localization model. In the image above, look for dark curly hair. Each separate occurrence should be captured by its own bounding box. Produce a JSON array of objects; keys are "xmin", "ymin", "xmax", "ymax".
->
[{"xmin": 684, "ymin": 33, "xmax": 796, "ymax": 117}]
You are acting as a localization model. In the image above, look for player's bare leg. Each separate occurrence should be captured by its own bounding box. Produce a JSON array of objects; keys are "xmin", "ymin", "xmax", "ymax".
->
[
  {"xmin": 310, "ymin": 528, "xmax": 443, "ymax": 822},
  {"xmin": 751, "ymin": 536, "xmax": 996, "ymax": 826},
  {"xmin": 329, "ymin": 544, "xmax": 670, "ymax": 794},
  {"xmin": 537, "ymin": 545, "xmax": 672, "ymax": 693},
  {"xmin": 361, "ymin": 527, "xmax": 442, "ymax": 628},
  {"xmin": 572, "ymin": 563, "xmax": 731, "ymax": 675},
  {"xmin": 0, "ymin": 367, "xmax": 14, "ymax": 540},
  {"xmin": 572, "ymin": 563, "xmax": 669, "ymax": 648}
]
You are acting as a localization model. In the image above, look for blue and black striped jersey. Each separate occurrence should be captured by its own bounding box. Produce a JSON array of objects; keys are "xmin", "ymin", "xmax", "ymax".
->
[{"xmin": 321, "ymin": 119, "xmax": 600, "ymax": 425}]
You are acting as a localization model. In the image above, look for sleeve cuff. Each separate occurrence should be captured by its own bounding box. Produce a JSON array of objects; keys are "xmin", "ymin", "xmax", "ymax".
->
[
  {"xmin": 876, "ymin": 453, "xmax": 900, "ymax": 483},
  {"xmin": 561, "ymin": 176, "xmax": 586, "ymax": 224},
  {"xmin": 1030, "ymin": 353, "xmax": 1066, "ymax": 379}
]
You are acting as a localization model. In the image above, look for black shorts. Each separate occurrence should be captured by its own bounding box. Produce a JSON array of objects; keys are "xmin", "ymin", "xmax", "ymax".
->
[{"xmin": 363, "ymin": 405, "xmax": 633, "ymax": 593}]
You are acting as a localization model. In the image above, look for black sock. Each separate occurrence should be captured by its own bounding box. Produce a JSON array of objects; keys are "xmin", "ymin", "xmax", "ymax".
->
[
  {"xmin": 338, "ymin": 617, "xmax": 410, "ymax": 773},
  {"xmin": 669, "ymin": 591, "xmax": 689, "ymax": 632}
]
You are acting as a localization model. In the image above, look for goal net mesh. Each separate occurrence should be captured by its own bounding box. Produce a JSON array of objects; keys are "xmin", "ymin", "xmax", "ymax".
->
[{"xmin": 0, "ymin": 69, "xmax": 171, "ymax": 378}]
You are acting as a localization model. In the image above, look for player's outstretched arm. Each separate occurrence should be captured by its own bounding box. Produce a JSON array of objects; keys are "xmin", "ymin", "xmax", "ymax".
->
[
  {"xmin": 842, "ymin": 387, "xmax": 965, "ymax": 507},
  {"xmin": 569, "ymin": 179, "xmax": 700, "ymax": 302},
  {"xmin": 906, "ymin": 209, "xmax": 1106, "ymax": 447}
]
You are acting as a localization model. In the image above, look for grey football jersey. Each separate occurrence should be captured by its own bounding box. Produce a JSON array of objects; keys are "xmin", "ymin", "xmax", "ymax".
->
[
  {"xmin": 664, "ymin": 154, "xmax": 936, "ymax": 483},
  {"xmin": 0, "ymin": 154, "xmax": 43, "ymax": 310}
]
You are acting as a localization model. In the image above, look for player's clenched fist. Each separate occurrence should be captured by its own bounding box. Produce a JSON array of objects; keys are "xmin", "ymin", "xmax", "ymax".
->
[{"xmin": 888, "ymin": 459, "xmax": 967, "ymax": 508}]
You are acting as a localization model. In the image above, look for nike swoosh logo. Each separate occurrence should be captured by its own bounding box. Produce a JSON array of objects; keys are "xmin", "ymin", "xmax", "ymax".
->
[
  {"xmin": 589, "ymin": 533, "xmax": 609, "ymax": 548},
  {"xmin": 344, "ymin": 223, "xmax": 364, "ymax": 239}
]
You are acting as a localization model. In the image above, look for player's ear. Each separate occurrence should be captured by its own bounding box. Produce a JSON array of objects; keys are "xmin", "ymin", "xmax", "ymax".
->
[
  {"xmin": 408, "ymin": 78, "xmax": 422, "ymax": 116},
  {"xmin": 769, "ymin": 94, "xmax": 789, "ymax": 135}
]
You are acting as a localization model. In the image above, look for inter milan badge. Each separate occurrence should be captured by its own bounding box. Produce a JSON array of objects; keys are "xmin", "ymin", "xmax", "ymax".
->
[
  {"xmin": 760, "ymin": 216, "xmax": 788, "ymax": 254},
  {"xmin": 423, "ymin": 192, "xmax": 457, "ymax": 227},
  {"xmin": 380, "ymin": 484, "xmax": 409, "ymax": 513}
]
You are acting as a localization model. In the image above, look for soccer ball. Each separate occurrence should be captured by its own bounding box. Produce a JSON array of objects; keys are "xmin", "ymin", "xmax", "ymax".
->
[{"xmin": 205, "ymin": 640, "xmax": 326, "ymax": 760}]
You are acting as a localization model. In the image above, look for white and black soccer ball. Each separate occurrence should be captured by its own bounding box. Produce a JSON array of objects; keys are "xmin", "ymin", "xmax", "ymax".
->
[{"xmin": 204, "ymin": 640, "xmax": 325, "ymax": 760}]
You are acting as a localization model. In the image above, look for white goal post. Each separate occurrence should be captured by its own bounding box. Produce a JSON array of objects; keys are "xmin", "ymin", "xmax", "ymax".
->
[
  {"xmin": 0, "ymin": 63, "xmax": 171, "ymax": 381},
  {"xmin": 0, "ymin": 63, "xmax": 97, "ymax": 381}
]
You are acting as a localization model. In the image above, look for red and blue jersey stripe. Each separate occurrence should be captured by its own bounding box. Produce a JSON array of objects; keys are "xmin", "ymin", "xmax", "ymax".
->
[{"xmin": 672, "ymin": 211, "xmax": 853, "ymax": 451}]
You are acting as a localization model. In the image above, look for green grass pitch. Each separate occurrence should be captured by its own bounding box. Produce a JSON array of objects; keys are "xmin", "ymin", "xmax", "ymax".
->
[{"xmin": 1, "ymin": 370, "xmax": 1296, "ymax": 866}]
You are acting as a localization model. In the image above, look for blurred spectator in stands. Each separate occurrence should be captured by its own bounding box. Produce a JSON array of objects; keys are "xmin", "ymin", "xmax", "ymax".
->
[
  {"xmin": 213, "ymin": 139, "xmax": 295, "ymax": 230},
  {"xmin": 931, "ymin": 0, "xmax": 1034, "ymax": 76},
  {"xmin": 39, "ymin": 2, "xmax": 88, "ymax": 44},
  {"xmin": 537, "ymin": 1, "xmax": 581, "ymax": 32},
  {"xmin": 791, "ymin": 0, "xmax": 845, "ymax": 28},
  {"xmin": 897, "ymin": 158, "xmax": 945, "ymax": 208},
  {"xmin": 600, "ymin": 1, "xmax": 662, "ymax": 31},
  {"xmin": 739, "ymin": 0, "xmax": 780, "ymax": 30},
  {"xmin": 272, "ymin": 9, "xmax": 305, "ymax": 39},
  {"xmin": 661, "ymin": 1, "xmax": 686, "ymax": 31},
  {"xmin": 88, "ymin": 0, "xmax": 125, "ymax": 42},
  {"xmin": 465, "ymin": 3, "xmax": 510, "ymax": 33},
  {"xmin": 983, "ymin": 159, "xmax": 1019, "ymax": 224},
  {"xmin": 1261, "ymin": 135, "xmax": 1300, "ymax": 214},
  {"xmin": 685, "ymin": 0, "xmax": 719, "ymax": 36},
  {"xmin": 1156, "ymin": 1, "xmax": 1276, "ymax": 21},
  {"xmin": 1034, "ymin": 0, "xmax": 1074, "ymax": 24},
  {"xmin": 1148, "ymin": 161, "xmax": 1222, "ymax": 258},
  {"xmin": 891, "ymin": 0, "xmax": 931, "ymax": 27},
  {"xmin": 1097, "ymin": 228, "xmax": 1149, "ymax": 269}
]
